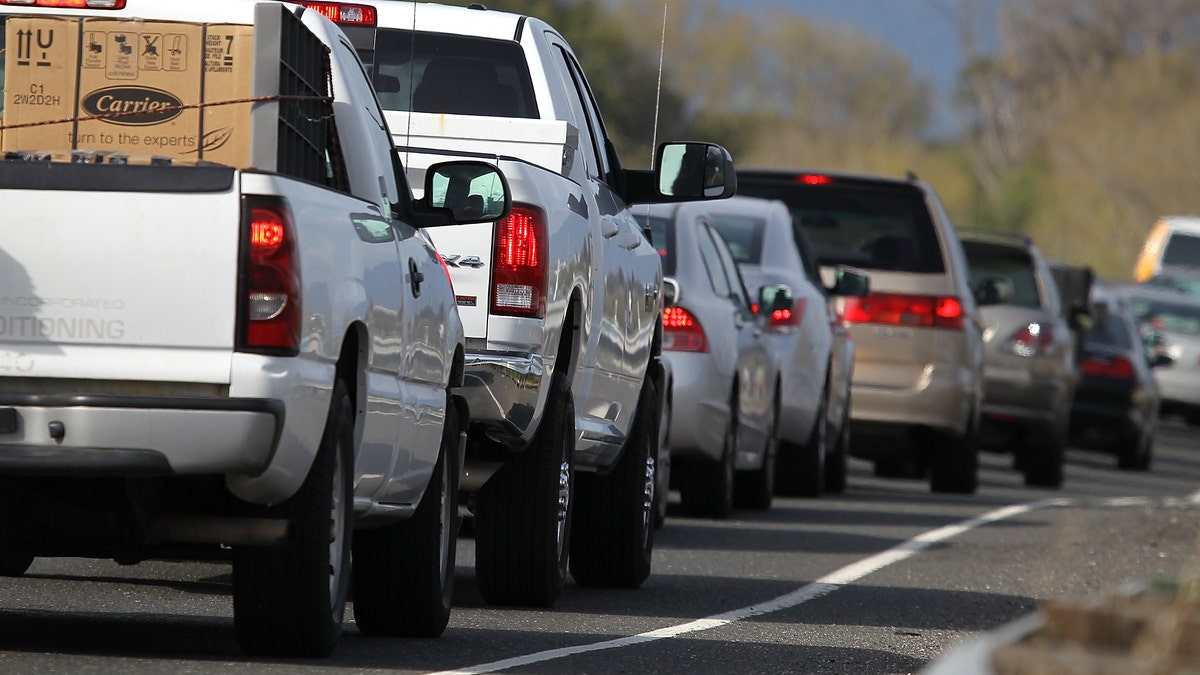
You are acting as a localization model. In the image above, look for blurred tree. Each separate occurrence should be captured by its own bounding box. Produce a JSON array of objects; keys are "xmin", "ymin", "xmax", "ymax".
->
[{"xmin": 952, "ymin": 0, "xmax": 1200, "ymax": 276}]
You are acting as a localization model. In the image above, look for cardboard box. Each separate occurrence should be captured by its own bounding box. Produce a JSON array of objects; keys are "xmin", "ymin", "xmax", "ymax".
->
[
  {"xmin": 2, "ymin": 17, "xmax": 81, "ymax": 152},
  {"xmin": 201, "ymin": 24, "xmax": 254, "ymax": 166},
  {"xmin": 75, "ymin": 19, "xmax": 204, "ymax": 157},
  {"xmin": 3, "ymin": 16, "xmax": 253, "ymax": 165}
]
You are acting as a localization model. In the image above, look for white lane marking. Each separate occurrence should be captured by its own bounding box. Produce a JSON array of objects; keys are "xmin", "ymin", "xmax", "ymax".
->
[{"xmin": 425, "ymin": 498, "xmax": 1065, "ymax": 675}]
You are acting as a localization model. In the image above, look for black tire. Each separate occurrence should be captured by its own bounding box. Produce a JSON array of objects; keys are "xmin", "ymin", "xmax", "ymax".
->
[
  {"xmin": 930, "ymin": 413, "xmax": 979, "ymax": 494},
  {"xmin": 1023, "ymin": 418, "xmax": 1066, "ymax": 488},
  {"xmin": 570, "ymin": 378, "xmax": 658, "ymax": 588},
  {"xmin": 0, "ymin": 552, "xmax": 33, "ymax": 577},
  {"xmin": 679, "ymin": 394, "xmax": 736, "ymax": 519},
  {"xmin": 735, "ymin": 392, "xmax": 778, "ymax": 510},
  {"xmin": 653, "ymin": 386, "xmax": 671, "ymax": 530},
  {"xmin": 352, "ymin": 396, "xmax": 461, "ymax": 636},
  {"xmin": 1116, "ymin": 429, "xmax": 1153, "ymax": 471},
  {"xmin": 233, "ymin": 377, "xmax": 354, "ymax": 657},
  {"xmin": 475, "ymin": 371, "xmax": 574, "ymax": 607},
  {"xmin": 824, "ymin": 392, "xmax": 850, "ymax": 494}
]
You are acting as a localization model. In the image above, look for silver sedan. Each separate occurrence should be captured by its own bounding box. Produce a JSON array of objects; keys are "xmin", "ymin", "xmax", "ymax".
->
[{"xmin": 635, "ymin": 203, "xmax": 785, "ymax": 518}]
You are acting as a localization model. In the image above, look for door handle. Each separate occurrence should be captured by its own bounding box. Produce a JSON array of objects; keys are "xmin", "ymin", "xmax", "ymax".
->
[{"xmin": 408, "ymin": 258, "xmax": 425, "ymax": 298}]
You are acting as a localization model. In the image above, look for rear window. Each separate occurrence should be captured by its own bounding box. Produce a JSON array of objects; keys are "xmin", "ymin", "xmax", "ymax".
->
[
  {"xmin": 1162, "ymin": 232, "xmax": 1200, "ymax": 268},
  {"xmin": 707, "ymin": 214, "xmax": 765, "ymax": 265},
  {"xmin": 633, "ymin": 213, "xmax": 676, "ymax": 276},
  {"xmin": 962, "ymin": 240, "xmax": 1043, "ymax": 308},
  {"xmin": 1128, "ymin": 296, "xmax": 1200, "ymax": 337},
  {"xmin": 737, "ymin": 180, "xmax": 945, "ymax": 274},
  {"xmin": 1087, "ymin": 303, "xmax": 1134, "ymax": 350},
  {"xmin": 362, "ymin": 29, "xmax": 538, "ymax": 118}
]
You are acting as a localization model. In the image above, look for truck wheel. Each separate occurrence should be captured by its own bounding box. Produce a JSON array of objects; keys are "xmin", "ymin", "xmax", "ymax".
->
[
  {"xmin": 734, "ymin": 392, "xmax": 778, "ymax": 510},
  {"xmin": 475, "ymin": 371, "xmax": 574, "ymax": 607},
  {"xmin": 233, "ymin": 378, "xmax": 354, "ymax": 657},
  {"xmin": 680, "ymin": 394, "xmax": 736, "ymax": 518},
  {"xmin": 569, "ymin": 378, "xmax": 658, "ymax": 588},
  {"xmin": 1116, "ymin": 429, "xmax": 1153, "ymax": 471},
  {"xmin": 352, "ymin": 396, "xmax": 461, "ymax": 636},
  {"xmin": 930, "ymin": 411, "xmax": 979, "ymax": 494},
  {"xmin": 0, "ymin": 552, "xmax": 33, "ymax": 577},
  {"xmin": 824, "ymin": 393, "xmax": 850, "ymax": 494}
]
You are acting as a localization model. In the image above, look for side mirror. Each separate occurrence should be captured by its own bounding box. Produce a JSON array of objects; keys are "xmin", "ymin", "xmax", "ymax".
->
[
  {"xmin": 975, "ymin": 277, "xmax": 1013, "ymax": 306},
  {"xmin": 662, "ymin": 277, "xmax": 680, "ymax": 308},
  {"xmin": 830, "ymin": 267, "xmax": 870, "ymax": 297},
  {"xmin": 419, "ymin": 160, "xmax": 511, "ymax": 226},
  {"xmin": 657, "ymin": 142, "xmax": 736, "ymax": 199},
  {"xmin": 757, "ymin": 284, "xmax": 794, "ymax": 316}
]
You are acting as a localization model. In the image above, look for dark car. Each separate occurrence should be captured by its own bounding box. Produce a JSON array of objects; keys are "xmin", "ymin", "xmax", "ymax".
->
[{"xmin": 1069, "ymin": 284, "xmax": 1166, "ymax": 470}]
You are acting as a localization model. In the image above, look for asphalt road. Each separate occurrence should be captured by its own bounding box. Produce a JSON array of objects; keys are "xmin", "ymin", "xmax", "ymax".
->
[{"xmin": 2, "ymin": 421, "xmax": 1197, "ymax": 674}]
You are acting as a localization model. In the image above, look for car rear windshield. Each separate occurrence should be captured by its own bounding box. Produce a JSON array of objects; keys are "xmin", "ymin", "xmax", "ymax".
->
[
  {"xmin": 633, "ymin": 213, "xmax": 676, "ymax": 276},
  {"xmin": 962, "ymin": 240, "xmax": 1043, "ymax": 309},
  {"xmin": 736, "ymin": 180, "xmax": 945, "ymax": 274},
  {"xmin": 707, "ymin": 214, "xmax": 766, "ymax": 265},
  {"xmin": 1087, "ymin": 304, "xmax": 1134, "ymax": 350},
  {"xmin": 1128, "ymin": 296, "xmax": 1200, "ymax": 337},
  {"xmin": 361, "ymin": 30, "xmax": 539, "ymax": 118}
]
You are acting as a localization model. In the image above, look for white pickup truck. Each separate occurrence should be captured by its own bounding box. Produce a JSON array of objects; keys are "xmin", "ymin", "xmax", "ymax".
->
[
  {"xmin": 308, "ymin": 1, "xmax": 738, "ymax": 607},
  {"xmin": 0, "ymin": 0, "xmax": 510, "ymax": 657}
]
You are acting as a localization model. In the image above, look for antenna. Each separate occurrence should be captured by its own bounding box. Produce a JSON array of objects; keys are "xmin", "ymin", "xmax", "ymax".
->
[
  {"xmin": 404, "ymin": 1, "xmax": 417, "ymax": 173},
  {"xmin": 650, "ymin": 3, "xmax": 668, "ymax": 170}
]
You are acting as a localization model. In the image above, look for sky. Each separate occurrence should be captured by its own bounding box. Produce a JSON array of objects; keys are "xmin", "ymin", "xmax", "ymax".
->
[{"xmin": 719, "ymin": 0, "xmax": 988, "ymax": 136}]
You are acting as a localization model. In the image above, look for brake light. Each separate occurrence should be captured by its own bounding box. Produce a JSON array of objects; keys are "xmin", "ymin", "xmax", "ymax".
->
[
  {"xmin": 663, "ymin": 307, "xmax": 707, "ymax": 352},
  {"xmin": 767, "ymin": 298, "xmax": 806, "ymax": 329},
  {"xmin": 240, "ymin": 197, "xmax": 301, "ymax": 354},
  {"xmin": 295, "ymin": 1, "xmax": 377, "ymax": 25},
  {"xmin": 842, "ymin": 293, "xmax": 965, "ymax": 329},
  {"xmin": 797, "ymin": 174, "xmax": 833, "ymax": 185},
  {"xmin": 1081, "ymin": 354, "xmax": 1134, "ymax": 379},
  {"xmin": 1003, "ymin": 322, "xmax": 1054, "ymax": 357},
  {"xmin": 0, "ymin": 0, "xmax": 125, "ymax": 6},
  {"xmin": 492, "ymin": 204, "xmax": 547, "ymax": 317}
]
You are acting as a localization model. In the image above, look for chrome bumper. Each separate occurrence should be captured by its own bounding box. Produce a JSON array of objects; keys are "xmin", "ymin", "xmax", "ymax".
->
[{"xmin": 458, "ymin": 350, "xmax": 547, "ymax": 446}]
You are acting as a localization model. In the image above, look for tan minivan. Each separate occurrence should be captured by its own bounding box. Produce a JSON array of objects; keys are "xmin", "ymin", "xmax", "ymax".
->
[{"xmin": 738, "ymin": 170, "xmax": 1004, "ymax": 493}]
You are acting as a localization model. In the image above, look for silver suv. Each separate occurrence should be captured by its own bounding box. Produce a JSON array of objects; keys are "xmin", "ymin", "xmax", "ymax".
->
[{"xmin": 738, "ymin": 170, "xmax": 999, "ymax": 493}]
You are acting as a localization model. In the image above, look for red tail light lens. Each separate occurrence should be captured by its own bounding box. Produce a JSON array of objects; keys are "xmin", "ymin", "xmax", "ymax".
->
[
  {"xmin": 767, "ymin": 298, "xmax": 806, "ymax": 329},
  {"xmin": 492, "ymin": 204, "xmax": 547, "ymax": 317},
  {"xmin": 240, "ymin": 197, "xmax": 300, "ymax": 354},
  {"xmin": 663, "ymin": 307, "xmax": 707, "ymax": 352},
  {"xmin": 842, "ymin": 293, "xmax": 965, "ymax": 330},
  {"xmin": 296, "ymin": 1, "xmax": 377, "ymax": 25},
  {"xmin": 1003, "ymin": 322, "xmax": 1054, "ymax": 357},
  {"xmin": 1081, "ymin": 354, "xmax": 1134, "ymax": 379},
  {"xmin": 0, "ymin": 0, "xmax": 126, "ymax": 7}
]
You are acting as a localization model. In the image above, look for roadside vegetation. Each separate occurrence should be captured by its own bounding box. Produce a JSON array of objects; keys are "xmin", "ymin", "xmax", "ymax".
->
[{"xmin": 460, "ymin": 0, "xmax": 1200, "ymax": 279}]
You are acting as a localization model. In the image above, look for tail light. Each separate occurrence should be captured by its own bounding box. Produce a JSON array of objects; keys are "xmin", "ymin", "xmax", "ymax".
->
[
  {"xmin": 842, "ymin": 293, "xmax": 965, "ymax": 330},
  {"xmin": 0, "ymin": 0, "xmax": 126, "ymax": 7},
  {"xmin": 1081, "ymin": 354, "xmax": 1135, "ymax": 379},
  {"xmin": 239, "ymin": 196, "xmax": 301, "ymax": 355},
  {"xmin": 796, "ymin": 174, "xmax": 833, "ymax": 185},
  {"xmin": 1003, "ymin": 322, "xmax": 1054, "ymax": 357},
  {"xmin": 765, "ymin": 298, "xmax": 806, "ymax": 330},
  {"xmin": 492, "ymin": 204, "xmax": 547, "ymax": 318},
  {"xmin": 295, "ymin": 1, "xmax": 377, "ymax": 25},
  {"xmin": 663, "ymin": 307, "xmax": 707, "ymax": 352}
]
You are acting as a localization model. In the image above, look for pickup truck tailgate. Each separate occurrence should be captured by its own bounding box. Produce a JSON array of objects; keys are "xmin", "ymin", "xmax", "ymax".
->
[{"xmin": 0, "ymin": 179, "xmax": 241, "ymax": 384}]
